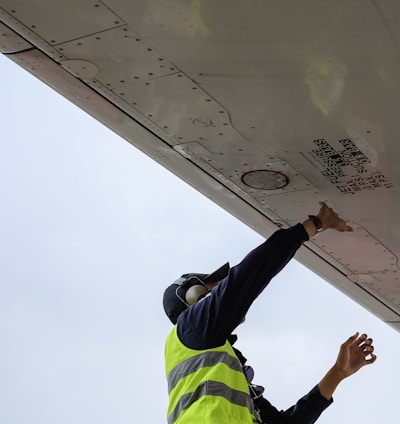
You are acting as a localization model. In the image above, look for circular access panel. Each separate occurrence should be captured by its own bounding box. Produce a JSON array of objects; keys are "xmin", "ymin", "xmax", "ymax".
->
[{"xmin": 241, "ymin": 170, "xmax": 289, "ymax": 190}]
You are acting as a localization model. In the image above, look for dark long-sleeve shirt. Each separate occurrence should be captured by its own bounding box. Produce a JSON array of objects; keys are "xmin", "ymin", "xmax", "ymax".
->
[{"xmin": 177, "ymin": 224, "xmax": 332, "ymax": 423}]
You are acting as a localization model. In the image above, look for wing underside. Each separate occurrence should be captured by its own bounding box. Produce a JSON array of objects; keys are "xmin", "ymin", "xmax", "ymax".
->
[{"xmin": 1, "ymin": 0, "xmax": 400, "ymax": 330}]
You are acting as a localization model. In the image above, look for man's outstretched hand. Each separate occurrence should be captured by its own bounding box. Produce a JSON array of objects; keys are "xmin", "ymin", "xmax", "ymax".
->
[
  {"xmin": 304, "ymin": 202, "xmax": 352, "ymax": 237},
  {"xmin": 318, "ymin": 332, "xmax": 377, "ymax": 400},
  {"xmin": 334, "ymin": 332, "xmax": 377, "ymax": 378},
  {"xmin": 316, "ymin": 201, "xmax": 353, "ymax": 232}
]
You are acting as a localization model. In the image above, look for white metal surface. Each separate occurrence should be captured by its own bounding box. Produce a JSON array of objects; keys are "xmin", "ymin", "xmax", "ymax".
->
[{"xmin": 1, "ymin": 0, "xmax": 400, "ymax": 330}]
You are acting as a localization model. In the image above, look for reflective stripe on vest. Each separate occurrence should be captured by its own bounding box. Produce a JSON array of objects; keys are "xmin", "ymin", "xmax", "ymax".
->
[
  {"xmin": 168, "ymin": 351, "xmax": 243, "ymax": 393},
  {"xmin": 167, "ymin": 380, "xmax": 254, "ymax": 424},
  {"xmin": 165, "ymin": 326, "xmax": 254, "ymax": 424}
]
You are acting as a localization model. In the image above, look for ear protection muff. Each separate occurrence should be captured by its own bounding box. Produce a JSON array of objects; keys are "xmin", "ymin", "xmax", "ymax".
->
[
  {"xmin": 174, "ymin": 276, "xmax": 210, "ymax": 306},
  {"xmin": 185, "ymin": 284, "xmax": 209, "ymax": 305}
]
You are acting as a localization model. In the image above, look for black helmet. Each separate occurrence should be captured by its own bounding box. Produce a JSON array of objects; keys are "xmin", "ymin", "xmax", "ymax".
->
[{"xmin": 163, "ymin": 263, "xmax": 230, "ymax": 324}]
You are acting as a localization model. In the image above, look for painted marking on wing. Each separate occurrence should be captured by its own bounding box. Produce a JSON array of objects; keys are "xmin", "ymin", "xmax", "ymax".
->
[{"xmin": 305, "ymin": 138, "xmax": 393, "ymax": 194}]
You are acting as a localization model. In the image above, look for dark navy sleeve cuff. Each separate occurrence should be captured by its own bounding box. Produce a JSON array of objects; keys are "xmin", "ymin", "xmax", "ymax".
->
[{"xmin": 255, "ymin": 385, "xmax": 333, "ymax": 424}]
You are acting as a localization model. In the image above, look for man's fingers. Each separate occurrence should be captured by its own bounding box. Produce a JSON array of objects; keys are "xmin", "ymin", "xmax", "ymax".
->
[
  {"xmin": 350, "ymin": 332, "xmax": 360, "ymax": 342},
  {"xmin": 355, "ymin": 335, "xmax": 376, "ymax": 363},
  {"xmin": 338, "ymin": 223, "xmax": 353, "ymax": 232},
  {"xmin": 366, "ymin": 354, "xmax": 377, "ymax": 364},
  {"xmin": 365, "ymin": 345, "xmax": 375, "ymax": 355},
  {"xmin": 342, "ymin": 332, "xmax": 359, "ymax": 347},
  {"xmin": 345, "ymin": 332, "xmax": 373, "ymax": 348},
  {"xmin": 362, "ymin": 337, "xmax": 373, "ymax": 346},
  {"xmin": 356, "ymin": 333, "xmax": 367, "ymax": 343},
  {"xmin": 357, "ymin": 334, "xmax": 374, "ymax": 349}
]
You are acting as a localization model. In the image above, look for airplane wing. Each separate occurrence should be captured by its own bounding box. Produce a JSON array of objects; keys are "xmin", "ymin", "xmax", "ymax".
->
[{"xmin": 1, "ymin": 1, "xmax": 399, "ymax": 330}]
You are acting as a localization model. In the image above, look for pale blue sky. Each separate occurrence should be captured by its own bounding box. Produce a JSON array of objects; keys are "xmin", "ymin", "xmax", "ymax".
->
[{"xmin": 1, "ymin": 53, "xmax": 399, "ymax": 423}]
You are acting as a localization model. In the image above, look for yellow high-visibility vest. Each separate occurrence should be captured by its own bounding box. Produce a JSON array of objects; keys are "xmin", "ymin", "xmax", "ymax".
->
[{"xmin": 165, "ymin": 326, "xmax": 255, "ymax": 423}]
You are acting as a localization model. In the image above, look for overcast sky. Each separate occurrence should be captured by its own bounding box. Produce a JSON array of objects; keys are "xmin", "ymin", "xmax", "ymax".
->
[{"xmin": 1, "ymin": 53, "xmax": 400, "ymax": 423}]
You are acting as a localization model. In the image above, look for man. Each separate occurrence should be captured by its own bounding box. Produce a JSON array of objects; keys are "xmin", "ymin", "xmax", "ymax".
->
[{"xmin": 163, "ymin": 202, "xmax": 376, "ymax": 423}]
